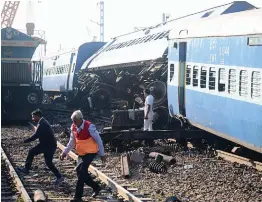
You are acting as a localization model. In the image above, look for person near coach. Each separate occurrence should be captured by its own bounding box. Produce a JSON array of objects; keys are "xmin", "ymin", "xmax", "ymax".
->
[
  {"xmin": 17, "ymin": 109, "xmax": 63, "ymax": 185},
  {"xmin": 60, "ymin": 110, "xmax": 106, "ymax": 202},
  {"xmin": 143, "ymin": 88, "xmax": 154, "ymax": 131}
]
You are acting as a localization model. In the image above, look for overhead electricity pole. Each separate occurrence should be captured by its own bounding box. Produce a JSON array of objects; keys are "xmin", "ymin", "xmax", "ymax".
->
[{"xmin": 90, "ymin": 1, "xmax": 104, "ymax": 42}]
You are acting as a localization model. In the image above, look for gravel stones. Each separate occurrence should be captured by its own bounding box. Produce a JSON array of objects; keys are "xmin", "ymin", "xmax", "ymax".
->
[{"xmin": 2, "ymin": 126, "xmax": 262, "ymax": 202}]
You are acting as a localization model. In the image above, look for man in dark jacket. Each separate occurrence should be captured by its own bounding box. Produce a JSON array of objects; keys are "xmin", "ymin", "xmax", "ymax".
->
[{"xmin": 17, "ymin": 109, "xmax": 63, "ymax": 184}]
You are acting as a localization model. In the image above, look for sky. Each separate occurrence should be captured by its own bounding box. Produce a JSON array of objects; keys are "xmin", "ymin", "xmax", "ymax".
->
[{"xmin": 9, "ymin": 0, "xmax": 262, "ymax": 55}]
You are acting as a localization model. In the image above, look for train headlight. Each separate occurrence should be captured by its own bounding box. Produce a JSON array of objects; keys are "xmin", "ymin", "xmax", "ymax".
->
[{"xmin": 27, "ymin": 93, "xmax": 38, "ymax": 104}]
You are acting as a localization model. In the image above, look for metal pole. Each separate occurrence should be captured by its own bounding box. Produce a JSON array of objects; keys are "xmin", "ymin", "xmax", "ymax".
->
[{"xmin": 99, "ymin": 1, "xmax": 104, "ymax": 42}]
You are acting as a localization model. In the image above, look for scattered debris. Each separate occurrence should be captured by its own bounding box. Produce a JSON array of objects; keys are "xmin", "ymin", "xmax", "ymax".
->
[
  {"xmin": 34, "ymin": 189, "xmax": 47, "ymax": 202},
  {"xmin": 149, "ymin": 161, "xmax": 167, "ymax": 174},
  {"xmin": 128, "ymin": 150, "xmax": 145, "ymax": 164},
  {"xmin": 149, "ymin": 152, "xmax": 176, "ymax": 165},
  {"xmin": 120, "ymin": 153, "xmax": 130, "ymax": 178}
]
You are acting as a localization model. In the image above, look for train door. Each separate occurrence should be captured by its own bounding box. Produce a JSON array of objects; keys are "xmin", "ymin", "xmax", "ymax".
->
[
  {"xmin": 66, "ymin": 52, "xmax": 76, "ymax": 91},
  {"xmin": 178, "ymin": 42, "xmax": 187, "ymax": 116}
]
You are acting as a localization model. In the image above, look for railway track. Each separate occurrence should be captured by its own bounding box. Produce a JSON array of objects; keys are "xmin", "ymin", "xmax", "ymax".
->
[
  {"xmin": 1, "ymin": 147, "xmax": 31, "ymax": 202},
  {"xmin": 2, "ymin": 126, "xmax": 262, "ymax": 201},
  {"xmin": 1, "ymin": 128, "xmax": 152, "ymax": 202},
  {"xmin": 216, "ymin": 150, "xmax": 262, "ymax": 172}
]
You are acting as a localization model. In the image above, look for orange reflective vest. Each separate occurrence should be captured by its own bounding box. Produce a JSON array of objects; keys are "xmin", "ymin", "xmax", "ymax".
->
[{"xmin": 72, "ymin": 121, "xmax": 98, "ymax": 156}]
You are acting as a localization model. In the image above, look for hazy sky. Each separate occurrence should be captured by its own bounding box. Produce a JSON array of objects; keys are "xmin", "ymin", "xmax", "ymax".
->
[{"xmin": 10, "ymin": 0, "xmax": 262, "ymax": 54}]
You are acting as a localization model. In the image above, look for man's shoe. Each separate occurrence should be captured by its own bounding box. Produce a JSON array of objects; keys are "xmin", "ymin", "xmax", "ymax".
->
[
  {"xmin": 53, "ymin": 177, "xmax": 64, "ymax": 185},
  {"xmin": 69, "ymin": 198, "xmax": 83, "ymax": 202},
  {"xmin": 16, "ymin": 167, "xmax": 29, "ymax": 175},
  {"xmin": 92, "ymin": 186, "xmax": 102, "ymax": 198}
]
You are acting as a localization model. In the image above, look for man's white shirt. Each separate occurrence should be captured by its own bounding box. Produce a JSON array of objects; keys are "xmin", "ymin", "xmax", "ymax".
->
[{"xmin": 144, "ymin": 94, "xmax": 154, "ymax": 120}]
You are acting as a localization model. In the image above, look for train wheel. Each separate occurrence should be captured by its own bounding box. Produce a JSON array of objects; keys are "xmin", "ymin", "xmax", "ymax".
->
[
  {"xmin": 147, "ymin": 81, "xmax": 167, "ymax": 107},
  {"xmin": 27, "ymin": 93, "xmax": 38, "ymax": 104},
  {"xmin": 91, "ymin": 88, "xmax": 112, "ymax": 109}
]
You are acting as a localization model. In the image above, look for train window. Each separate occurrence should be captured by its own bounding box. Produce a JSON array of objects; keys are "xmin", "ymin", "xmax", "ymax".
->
[
  {"xmin": 159, "ymin": 31, "xmax": 169, "ymax": 39},
  {"xmin": 127, "ymin": 39, "xmax": 135, "ymax": 47},
  {"xmin": 162, "ymin": 30, "xmax": 170, "ymax": 38},
  {"xmin": 139, "ymin": 36, "xmax": 147, "ymax": 44},
  {"xmin": 132, "ymin": 38, "xmax": 141, "ymax": 45},
  {"xmin": 209, "ymin": 67, "xmax": 216, "ymax": 90},
  {"xmin": 218, "ymin": 68, "xmax": 226, "ymax": 92},
  {"xmin": 107, "ymin": 45, "xmax": 114, "ymax": 51},
  {"xmin": 143, "ymin": 35, "xmax": 151, "ymax": 43},
  {"xmin": 186, "ymin": 66, "xmax": 191, "ymax": 85},
  {"xmin": 169, "ymin": 64, "xmax": 174, "ymax": 82},
  {"xmin": 114, "ymin": 43, "xmax": 121, "ymax": 50},
  {"xmin": 239, "ymin": 70, "xmax": 248, "ymax": 97},
  {"xmin": 144, "ymin": 35, "xmax": 153, "ymax": 43},
  {"xmin": 134, "ymin": 38, "xmax": 142, "ymax": 45},
  {"xmin": 193, "ymin": 66, "xmax": 199, "ymax": 87},
  {"xmin": 155, "ymin": 32, "xmax": 165, "ymax": 40},
  {"xmin": 251, "ymin": 71, "xmax": 261, "ymax": 100},
  {"xmin": 200, "ymin": 67, "xmax": 207, "ymax": 88},
  {"xmin": 116, "ymin": 43, "xmax": 123, "ymax": 49},
  {"xmin": 228, "ymin": 69, "xmax": 237, "ymax": 95},
  {"xmin": 121, "ymin": 41, "xmax": 129, "ymax": 48}
]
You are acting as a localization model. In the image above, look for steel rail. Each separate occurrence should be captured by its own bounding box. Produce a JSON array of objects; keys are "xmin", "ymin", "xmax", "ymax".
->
[
  {"xmin": 1, "ymin": 146, "xmax": 32, "ymax": 202},
  {"xmin": 216, "ymin": 150, "xmax": 262, "ymax": 172},
  {"xmin": 57, "ymin": 141, "xmax": 152, "ymax": 202}
]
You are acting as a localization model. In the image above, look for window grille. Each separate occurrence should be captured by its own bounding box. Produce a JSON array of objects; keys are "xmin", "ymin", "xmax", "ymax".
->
[
  {"xmin": 209, "ymin": 67, "xmax": 216, "ymax": 90},
  {"xmin": 193, "ymin": 66, "xmax": 199, "ymax": 87},
  {"xmin": 218, "ymin": 68, "xmax": 226, "ymax": 92},
  {"xmin": 200, "ymin": 67, "xmax": 207, "ymax": 88},
  {"xmin": 186, "ymin": 66, "xmax": 191, "ymax": 85},
  {"xmin": 239, "ymin": 70, "xmax": 248, "ymax": 97},
  {"xmin": 228, "ymin": 69, "xmax": 237, "ymax": 95},
  {"xmin": 169, "ymin": 64, "xmax": 174, "ymax": 82},
  {"xmin": 251, "ymin": 71, "xmax": 261, "ymax": 100}
]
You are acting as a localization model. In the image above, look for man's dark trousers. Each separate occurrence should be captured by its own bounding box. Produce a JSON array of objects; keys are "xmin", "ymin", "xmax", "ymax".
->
[
  {"xmin": 25, "ymin": 143, "xmax": 61, "ymax": 179},
  {"xmin": 75, "ymin": 153, "xmax": 100, "ymax": 199}
]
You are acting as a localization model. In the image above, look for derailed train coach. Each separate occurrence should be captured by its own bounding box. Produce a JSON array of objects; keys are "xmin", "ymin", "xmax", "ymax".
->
[
  {"xmin": 67, "ymin": 1, "xmax": 256, "ymax": 130},
  {"xmin": 167, "ymin": 8, "xmax": 262, "ymax": 153},
  {"xmin": 40, "ymin": 42, "xmax": 106, "ymax": 104},
  {"xmin": 74, "ymin": 1, "xmax": 257, "ymax": 130}
]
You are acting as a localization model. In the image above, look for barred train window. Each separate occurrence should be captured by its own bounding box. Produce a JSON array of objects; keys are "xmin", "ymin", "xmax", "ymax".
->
[
  {"xmin": 193, "ymin": 66, "xmax": 199, "ymax": 87},
  {"xmin": 228, "ymin": 69, "xmax": 237, "ymax": 95},
  {"xmin": 218, "ymin": 68, "xmax": 226, "ymax": 92},
  {"xmin": 251, "ymin": 71, "xmax": 261, "ymax": 100},
  {"xmin": 169, "ymin": 64, "xmax": 174, "ymax": 82},
  {"xmin": 186, "ymin": 66, "xmax": 191, "ymax": 85},
  {"xmin": 200, "ymin": 67, "xmax": 207, "ymax": 88},
  {"xmin": 239, "ymin": 70, "xmax": 248, "ymax": 97},
  {"xmin": 209, "ymin": 67, "xmax": 216, "ymax": 90}
]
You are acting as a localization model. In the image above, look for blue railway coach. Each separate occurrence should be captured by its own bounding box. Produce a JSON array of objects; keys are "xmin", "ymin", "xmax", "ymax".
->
[
  {"xmin": 167, "ymin": 8, "xmax": 262, "ymax": 153},
  {"xmin": 41, "ymin": 42, "xmax": 105, "ymax": 102}
]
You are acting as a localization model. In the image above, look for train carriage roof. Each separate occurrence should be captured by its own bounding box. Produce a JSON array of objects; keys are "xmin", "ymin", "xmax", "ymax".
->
[
  {"xmin": 81, "ymin": 1, "xmax": 257, "ymax": 71},
  {"xmin": 169, "ymin": 8, "xmax": 262, "ymax": 39}
]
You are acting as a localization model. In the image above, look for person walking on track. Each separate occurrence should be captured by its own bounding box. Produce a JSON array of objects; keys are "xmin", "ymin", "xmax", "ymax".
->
[
  {"xmin": 60, "ymin": 110, "xmax": 106, "ymax": 202},
  {"xmin": 17, "ymin": 109, "xmax": 63, "ymax": 185}
]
